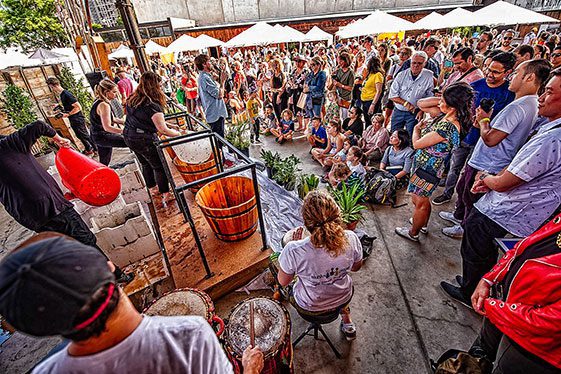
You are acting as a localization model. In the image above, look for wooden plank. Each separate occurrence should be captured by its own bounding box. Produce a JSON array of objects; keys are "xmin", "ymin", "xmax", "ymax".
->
[{"xmin": 152, "ymin": 154, "xmax": 271, "ymax": 300}]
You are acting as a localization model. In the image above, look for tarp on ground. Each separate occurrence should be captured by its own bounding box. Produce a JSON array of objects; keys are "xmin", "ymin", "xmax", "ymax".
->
[
  {"xmin": 471, "ymin": 0, "xmax": 559, "ymax": 26},
  {"xmin": 225, "ymin": 22, "xmax": 276, "ymax": 47},
  {"xmin": 336, "ymin": 10, "xmax": 415, "ymax": 39}
]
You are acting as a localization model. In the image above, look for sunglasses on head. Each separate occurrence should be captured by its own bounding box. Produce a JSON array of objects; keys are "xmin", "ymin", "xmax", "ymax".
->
[{"xmin": 504, "ymin": 36, "xmax": 513, "ymax": 40}]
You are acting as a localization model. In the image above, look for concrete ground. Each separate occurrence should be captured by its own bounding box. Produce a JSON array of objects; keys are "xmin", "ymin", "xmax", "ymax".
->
[{"xmin": 0, "ymin": 135, "xmax": 482, "ymax": 373}]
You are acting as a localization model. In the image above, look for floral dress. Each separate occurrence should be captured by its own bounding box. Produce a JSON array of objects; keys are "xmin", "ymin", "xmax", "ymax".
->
[{"xmin": 408, "ymin": 119, "xmax": 459, "ymax": 197}]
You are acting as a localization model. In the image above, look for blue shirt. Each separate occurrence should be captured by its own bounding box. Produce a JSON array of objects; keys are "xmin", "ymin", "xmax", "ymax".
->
[
  {"xmin": 389, "ymin": 68, "xmax": 434, "ymax": 112},
  {"xmin": 475, "ymin": 118, "xmax": 561, "ymax": 237},
  {"xmin": 311, "ymin": 125, "xmax": 328, "ymax": 148},
  {"xmin": 197, "ymin": 71, "xmax": 228, "ymax": 124},
  {"xmin": 399, "ymin": 58, "xmax": 440, "ymax": 78},
  {"xmin": 464, "ymin": 79, "xmax": 515, "ymax": 145},
  {"xmin": 280, "ymin": 119, "xmax": 294, "ymax": 134}
]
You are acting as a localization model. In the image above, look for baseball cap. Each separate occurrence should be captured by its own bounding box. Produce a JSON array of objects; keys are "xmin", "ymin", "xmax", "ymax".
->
[{"xmin": 0, "ymin": 236, "xmax": 116, "ymax": 336}]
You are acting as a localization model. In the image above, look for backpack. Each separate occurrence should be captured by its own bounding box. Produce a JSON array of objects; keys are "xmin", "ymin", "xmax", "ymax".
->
[
  {"xmin": 431, "ymin": 349, "xmax": 491, "ymax": 374},
  {"xmin": 364, "ymin": 169, "xmax": 399, "ymax": 207}
]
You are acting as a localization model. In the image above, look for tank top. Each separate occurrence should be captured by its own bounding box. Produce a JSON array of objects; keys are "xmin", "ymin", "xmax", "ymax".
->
[
  {"xmin": 272, "ymin": 74, "xmax": 283, "ymax": 89},
  {"xmin": 89, "ymin": 100, "xmax": 112, "ymax": 135}
]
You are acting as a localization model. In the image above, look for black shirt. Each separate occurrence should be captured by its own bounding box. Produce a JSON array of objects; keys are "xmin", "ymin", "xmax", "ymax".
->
[
  {"xmin": 0, "ymin": 121, "xmax": 73, "ymax": 230},
  {"xmin": 343, "ymin": 117, "xmax": 364, "ymax": 137},
  {"xmin": 124, "ymin": 102, "xmax": 163, "ymax": 134},
  {"xmin": 60, "ymin": 90, "xmax": 85, "ymax": 124}
]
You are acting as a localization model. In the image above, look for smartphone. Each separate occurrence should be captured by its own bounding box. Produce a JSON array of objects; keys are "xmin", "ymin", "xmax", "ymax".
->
[{"xmin": 444, "ymin": 59, "xmax": 454, "ymax": 68}]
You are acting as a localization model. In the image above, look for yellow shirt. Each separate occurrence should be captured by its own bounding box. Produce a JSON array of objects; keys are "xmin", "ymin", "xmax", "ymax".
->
[
  {"xmin": 246, "ymin": 98, "xmax": 261, "ymax": 119},
  {"xmin": 360, "ymin": 72, "xmax": 384, "ymax": 101}
]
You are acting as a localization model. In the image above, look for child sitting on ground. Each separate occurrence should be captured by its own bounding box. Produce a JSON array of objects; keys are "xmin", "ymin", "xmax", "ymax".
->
[
  {"xmin": 328, "ymin": 162, "xmax": 366, "ymax": 191},
  {"xmin": 307, "ymin": 117, "xmax": 328, "ymax": 149},
  {"xmin": 261, "ymin": 104, "xmax": 278, "ymax": 135},
  {"xmin": 271, "ymin": 109, "xmax": 294, "ymax": 144},
  {"xmin": 346, "ymin": 146, "xmax": 366, "ymax": 177},
  {"xmin": 333, "ymin": 137, "xmax": 352, "ymax": 163}
]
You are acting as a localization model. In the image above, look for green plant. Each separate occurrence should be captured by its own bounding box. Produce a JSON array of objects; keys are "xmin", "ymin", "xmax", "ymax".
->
[
  {"xmin": 1, "ymin": 84, "xmax": 37, "ymax": 129},
  {"xmin": 272, "ymin": 154, "xmax": 301, "ymax": 190},
  {"xmin": 57, "ymin": 66, "xmax": 93, "ymax": 116},
  {"xmin": 260, "ymin": 149, "xmax": 281, "ymax": 169},
  {"xmin": 225, "ymin": 117, "xmax": 251, "ymax": 150},
  {"xmin": 329, "ymin": 182, "xmax": 367, "ymax": 224},
  {"xmin": 297, "ymin": 174, "xmax": 319, "ymax": 200}
]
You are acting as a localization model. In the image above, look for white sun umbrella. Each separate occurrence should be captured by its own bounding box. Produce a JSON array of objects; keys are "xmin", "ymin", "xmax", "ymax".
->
[
  {"xmin": 225, "ymin": 22, "xmax": 276, "ymax": 47},
  {"xmin": 472, "ymin": 1, "xmax": 559, "ymax": 26},
  {"xmin": 435, "ymin": 8, "xmax": 478, "ymax": 29},
  {"xmin": 195, "ymin": 34, "xmax": 225, "ymax": 49},
  {"xmin": 413, "ymin": 12, "xmax": 446, "ymax": 30},
  {"xmin": 166, "ymin": 34, "xmax": 199, "ymax": 53},
  {"xmin": 144, "ymin": 40, "xmax": 167, "ymax": 55},
  {"xmin": 337, "ymin": 10, "xmax": 415, "ymax": 39},
  {"xmin": 0, "ymin": 49, "xmax": 30, "ymax": 69},
  {"xmin": 302, "ymin": 26, "xmax": 333, "ymax": 43},
  {"xmin": 108, "ymin": 44, "xmax": 134, "ymax": 59}
]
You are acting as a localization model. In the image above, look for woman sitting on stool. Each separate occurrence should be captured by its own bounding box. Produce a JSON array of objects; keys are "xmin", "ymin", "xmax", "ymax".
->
[{"xmin": 277, "ymin": 190, "xmax": 363, "ymax": 340}]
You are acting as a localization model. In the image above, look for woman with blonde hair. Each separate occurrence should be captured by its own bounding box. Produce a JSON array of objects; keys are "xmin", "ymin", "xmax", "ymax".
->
[
  {"xmin": 123, "ymin": 72, "xmax": 181, "ymax": 203},
  {"xmin": 89, "ymin": 78, "xmax": 128, "ymax": 165},
  {"xmin": 277, "ymin": 190, "xmax": 363, "ymax": 340}
]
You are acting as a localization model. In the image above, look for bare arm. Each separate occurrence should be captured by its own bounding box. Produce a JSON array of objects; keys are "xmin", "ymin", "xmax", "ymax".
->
[
  {"xmin": 64, "ymin": 101, "xmax": 82, "ymax": 117},
  {"xmin": 478, "ymin": 119, "xmax": 509, "ymax": 147},
  {"xmin": 277, "ymin": 269, "xmax": 294, "ymax": 287},
  {"xmin": 98, "ymin": 102, "xmax": 123, "ymax": 134},
  {"xmin": 152, "ymin": 112, "xmax": 181, "ymax": 137}
]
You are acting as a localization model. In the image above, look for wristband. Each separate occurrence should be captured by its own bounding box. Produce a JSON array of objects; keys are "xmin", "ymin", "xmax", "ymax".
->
[{"xmin": 479, "ymin": 117, "xmax": 491, "ymax": 124}]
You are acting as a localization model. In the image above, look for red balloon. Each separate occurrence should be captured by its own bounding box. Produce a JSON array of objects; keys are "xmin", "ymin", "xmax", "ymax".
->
[{"xmin": 55, "ymin": 148, "xmax": 121, "ymax": 206}]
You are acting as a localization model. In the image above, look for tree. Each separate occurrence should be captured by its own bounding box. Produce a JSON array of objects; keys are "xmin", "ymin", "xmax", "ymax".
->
[
  {"xmin": 0, "ymin": 0, "xmax": 67, "ymax": 52},
  {"xmin": 1, "ymin": 84, "xmax": 37, "ymax": 129}
]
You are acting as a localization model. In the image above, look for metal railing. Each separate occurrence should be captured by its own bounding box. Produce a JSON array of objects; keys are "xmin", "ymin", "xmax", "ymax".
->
[{"xmin": 156, "ymin": 109, "xmax": 269, "ymax": 279}]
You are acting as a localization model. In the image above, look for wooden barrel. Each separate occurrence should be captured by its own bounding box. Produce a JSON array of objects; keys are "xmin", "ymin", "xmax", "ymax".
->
[
  {"xmin": 195, "ymin": 176, "xmax": 258, "ymax": 242},
  {"xmin": 173, "ymin": 155, "xmax": 218, "ymax": 193},
  {"xmin": 159, "ymin": 135, "xmax": 177, "ymax": 160}
]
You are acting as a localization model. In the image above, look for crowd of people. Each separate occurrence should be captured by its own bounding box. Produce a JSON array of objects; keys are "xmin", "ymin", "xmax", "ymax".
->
[{"xmin": 1, "ymin": 25, "xmax": 561, "ymax": 373}]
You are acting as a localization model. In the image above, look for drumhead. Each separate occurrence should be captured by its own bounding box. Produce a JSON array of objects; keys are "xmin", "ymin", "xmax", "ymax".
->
[
  {"xmin": 144, "ymin": 289, "xmax": 212, "ymax": 320},
  {"xmin": 281, "ymin": 226, "xmax": 310, "ymax": 248},
  {"xmin": 225, "ymin": 297, "xmax": 289, "ymax": 358},
  {"xmin": 173, "ymin": 133, "xmax": 212, "ymax": 164}
]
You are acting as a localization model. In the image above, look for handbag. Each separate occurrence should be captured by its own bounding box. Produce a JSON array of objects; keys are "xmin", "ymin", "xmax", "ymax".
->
[
  {"xmin": 410, "ymin": 168, "xmax": 441, "ymax": 191},
  {"xmin": 338, "ymin": 98, "xmax": 351, "ymax": 109},
  {"xmin": 297, "ymin": 93, "xmax": 308, "ymax": 109}
]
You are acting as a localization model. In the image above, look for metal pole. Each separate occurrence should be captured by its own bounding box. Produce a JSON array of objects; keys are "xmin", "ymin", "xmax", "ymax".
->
[{"xmin": 115, "ymin": 0, "xmax": 150, "ymax": 73}]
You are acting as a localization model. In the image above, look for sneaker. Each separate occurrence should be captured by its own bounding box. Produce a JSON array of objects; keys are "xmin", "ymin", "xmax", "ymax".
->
[
  {"xmin": 408, "ymin": 217, "xmax": 428, "ymax": 234},
  {"xmin": 395, "ymin": 227, "xmax": 420, "ymax": 242},
  {"xmin": 320, "ymin": 175, "xmax": 328, "ymax": 184},
  {"xmin": 432, "ymin": 194, "xmax": 451, "ymax": 205},
  {"xmin": 439, "ymin": 211, "xmax": 461, "ymax": 225},
  {"xmin": 442, "ymin": 224, "xmax": 464, "ymax": 239},
  {"xmin": 455, "ymin": 275, "xmax": 464, "ymax": 287},
  {"xmin": 340, "ymin": 321, "xmax": 357, "ymax": 341},
  {"xmin": 439, "ymin": 281, "xmax": 472, "ymax": 310}
]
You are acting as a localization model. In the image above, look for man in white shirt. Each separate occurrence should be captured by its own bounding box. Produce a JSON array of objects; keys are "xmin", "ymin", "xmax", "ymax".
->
[{"xmin": 0, "ymin": 235, "xmax": 264, "ymax": 374}]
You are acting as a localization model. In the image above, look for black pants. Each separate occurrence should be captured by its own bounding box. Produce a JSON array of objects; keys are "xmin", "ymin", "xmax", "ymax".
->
[
  {"xmin": 361, "ymin": 99, "xmax": 373, "ymax": 129},
  {"xmin": 473, "ymin": 318, "xmax": 559, "ymax": 373},
  {"xmin": 70, "ymin": 118, "xmax": 96, "ymax": 152},
  {"xmin": 460, "ymin": 209, "xmax": 508, "ymax": 298},
  {"xmin": 38, "ymin": 208, "xmax": 123, "ymax": 277},
  {"xmin": 208, "ymin": 116, "xmax": 225, "ymax": 138},
  {"xmin": 251, "ymin": 118, "xmax": 260, "ymax": 141},
  {"xmin": 124, "ymin": 132, "xmax": 170, "ymax": 193},
  {"xmin": 92, "ymin": 132, "xmax": 127, "ymax": 166}
]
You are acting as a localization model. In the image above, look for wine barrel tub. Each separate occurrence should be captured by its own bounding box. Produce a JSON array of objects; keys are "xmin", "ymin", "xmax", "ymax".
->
[
  {"xmin": 173, "ymin": 155, "xmax": 218, "ymax": 193},
  {"xmin": 195, "ymin": 176, "xmax": 258, "ymax": 242},
  {"xmin": 159, "ymin": 135, "xmax": 178, "ymax": 160}
]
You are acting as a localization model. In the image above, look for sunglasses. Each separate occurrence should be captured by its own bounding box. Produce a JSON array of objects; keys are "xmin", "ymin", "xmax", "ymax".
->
[
  {"xmin": 504, "ymin": 36, "xmax": 513, "ymax": 40},
  {"xmin": 552, "ymin": 53, "xmax": 561, "ymax": 58}
]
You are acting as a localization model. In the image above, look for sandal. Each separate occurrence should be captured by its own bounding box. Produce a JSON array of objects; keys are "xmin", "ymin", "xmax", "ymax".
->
[{"xmin": 340, "ymin": 321, "xmax": 357, "ymax": 341}]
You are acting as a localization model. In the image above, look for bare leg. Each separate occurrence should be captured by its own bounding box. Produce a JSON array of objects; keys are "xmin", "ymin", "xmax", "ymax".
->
[{"xmin": 411, "ymin": 195, "xmax": 431, "ymax": 236}]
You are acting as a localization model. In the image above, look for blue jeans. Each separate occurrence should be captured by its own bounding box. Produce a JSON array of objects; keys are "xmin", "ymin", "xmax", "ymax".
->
[{"xmin": 391, "ymin": 108, "xmax": 417, "ymax": 137}]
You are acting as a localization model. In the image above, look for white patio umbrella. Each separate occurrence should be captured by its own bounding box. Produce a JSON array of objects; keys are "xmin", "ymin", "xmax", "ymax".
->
[
  {"xmin": 166, "ymin": 34, "xmax": 198, "ymax": 53},
  {"xmin": 436, "ymin": 8, "xmax": 479, "ymax": 29},
  {"xmin": 472, "ymin": 1, "xmax": 559, "ymax": 26},
  {"xmin": 337, "ymin": 10, "xmax": 415, "ymax": 39},
  {"xmin": 108, "ymin": 44, "xmax": 134, "ymax": 59},
  {"xmin": 0, "ymin": 49, "xmax": 30, "ymax": 69},
  {"xmin": 225, "ymin": 22, "xmax": 276, "ymax": 47},
  {"xmin": 302, "ymin": 26, "xmax": 333, "ymax": 43},
  {"xmin": 413, "ymin": 12, "xmax": 446, "ymax": 30},
  {"xmin": 194, "ymin": 34, "xmax": 225, "ymax": 49},
  {"xmin": 144, "ymin": 40, "xmax": 167, "ymax": 55}
]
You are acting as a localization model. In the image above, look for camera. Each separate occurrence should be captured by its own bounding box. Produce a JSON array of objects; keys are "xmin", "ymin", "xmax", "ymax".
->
[{"xmin": 479, "ymin": 98, "xmax": 495, "ymax": 113}]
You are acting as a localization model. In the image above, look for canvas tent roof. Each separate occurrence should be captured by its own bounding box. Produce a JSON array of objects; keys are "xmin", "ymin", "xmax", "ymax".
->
[
  {"xmin": 336, "ymin": 10, "xmax": 414, "ymax": 38},
  {"xmin": 302, "ymin": 26, "xmax": 332, "ymax": 42},
  {"xmin": 144, "ymin": 40, "xmax": 167, "ymax": 55},
  {"xmin": 436, "ymin": 8, "xmax": 478, "ymax": 29},
  {"xmin": 413, "ymin": 12, "xmax": 446, "ymax": 30},
  {"xmin": 166, "ymin": 34, "xmax": 199, "ymax": 53},
  {"xmin": 195, "ymin": 34, "xmax": 225, "ymax": 49},
  {"xmin": 225, "ymin": 22, "xmax": 276, "ymax": 47},
  {"xmin": 472, "ymin": 1, "xmax": 559, "ymax": 26},
  {"xmin": 108, "ymin": 44, "xmax": 134, "ymax": 59}
]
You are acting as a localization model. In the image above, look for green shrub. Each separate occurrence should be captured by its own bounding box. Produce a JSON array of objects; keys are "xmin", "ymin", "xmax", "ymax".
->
[{"xmin": 2, "ymin": 84, "xmax": 37, "ymax": 129}]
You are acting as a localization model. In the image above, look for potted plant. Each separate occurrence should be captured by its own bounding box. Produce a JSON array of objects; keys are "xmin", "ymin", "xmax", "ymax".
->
[
  {"xmin": 225, "ymin": 116, "xmax": 251, "ymax": 157},
  {"xmin": 272, "ymin": 155, "xmax": 301, "ymax": 191},
  {"xmin": 297, "ymin": 174, "xmax": 320, "ymax": 200},
  {"xmin": 260, "ymin": 149, "xmax": 281, "ymax": 178},
  {"xmin": 329, "ymin": 183, "xmax": 367, "ymax": 231}
]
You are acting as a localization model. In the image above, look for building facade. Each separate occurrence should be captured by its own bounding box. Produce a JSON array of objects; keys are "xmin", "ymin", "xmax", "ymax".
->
[{"xmin": 89, "ymin": 0, "xmax": 119, "ymax": 27}]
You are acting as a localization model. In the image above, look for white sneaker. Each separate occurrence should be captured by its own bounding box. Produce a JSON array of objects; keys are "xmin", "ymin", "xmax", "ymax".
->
[
  {"xmin": 408, "ymin": 218, "xmax": 428, "ymax": 234},
  {"xmin": 439, "ymin": 211, "xmax": 461, "ymax": 225},
  {"xmin": 395, "ymin": 227, "xmax": 420, "ymax": 242},
  {"xmin": 442, "ymin": 225, "xmax": 464, "ymax": 239}
]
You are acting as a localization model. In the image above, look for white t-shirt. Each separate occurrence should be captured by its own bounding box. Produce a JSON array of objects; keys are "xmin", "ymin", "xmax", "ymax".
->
[
  {"xmin": 347, "ymin": 161, "xmax": 366, "ymax": 176},
  {"xmin": 33, "ymin": 316, "xmax": 233, "ymax": 374},
  {"xmin": 278, "ymin": 231, "xmax": 363, "ymax": 312}
]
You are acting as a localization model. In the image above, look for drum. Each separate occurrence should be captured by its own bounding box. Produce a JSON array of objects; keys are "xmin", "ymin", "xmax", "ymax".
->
[
  {"xmin": 143, "ymin": 288, "xmax": 224, "ymax": 336},
  {"xmin": 223, "ymin": 297, "xmax": 293, "ymax": 374}
]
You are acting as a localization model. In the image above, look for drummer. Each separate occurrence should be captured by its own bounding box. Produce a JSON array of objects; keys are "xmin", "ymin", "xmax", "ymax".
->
[
  {"xmin": 277, "ymin": 190, "xmax": 363, "ymax": 340},
  {"xmin": 0, "ymin": 234, "xmax": 264, "ymax": 374}
]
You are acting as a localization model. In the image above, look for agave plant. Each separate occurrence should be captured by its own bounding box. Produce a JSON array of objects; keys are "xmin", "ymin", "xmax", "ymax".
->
[
  {"xmin": 260, "ymin": 150, "xmax": 281, "ymax": 170},
  {"xmin": 297, "ymin": 174, "xmax": 320, "ymax": 200},
  {"xmin": 329, "ymin": 182, "xmax": 367, "ymax": 225},
  {"xmin": 225, "ymin": 118, "xmax": 251, "ymax": 151}
]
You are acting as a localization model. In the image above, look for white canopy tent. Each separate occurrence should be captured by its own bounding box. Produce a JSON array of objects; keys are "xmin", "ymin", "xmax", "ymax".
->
[
  {"xmin": 194, "ymin": 34, "xmax": 225, "ymax": 49},
  {"xmin": 0, "ymin": 49, "xmax": 31, "ymax": 69},
  {"xmin": 144, "ymin": 40, "xmax": 167, "ymax": 55},
  {"xmin": 336, "ymin": 10, "xmax": 415, "ymax": 39},
  {"xmin": 166, "ymin": 34, "xmax": 199, "ymax": 53},
  {"xmin": 225, "ymin": 22, "xmax": 276, "ymax": 47},
  {"xmin": 266, "ymin": 24, "xmax": 307, "ymax": 43},
  {"xmin": 472, "ymin": 1, "xmax": 559, "ymax": 26},
  {"xmin": 413, "ymin": 12, "xmax": 446, "ymax": 30},
  {"xmin": 108, "ymin": 44, "xmax": 134, "ymax": 59},
  {"xmin": 436, "ymin": 8, "xmax": 478, "ymax": 29},
  {"xmin": 302, "ymin": 26, "xmax": 332, "ymax": 43}
]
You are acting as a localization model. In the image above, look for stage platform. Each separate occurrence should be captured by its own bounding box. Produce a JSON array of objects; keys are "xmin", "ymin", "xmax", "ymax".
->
[{"xmin": 149, "ymin": 156, "xmax": 272, "ymax": 300}]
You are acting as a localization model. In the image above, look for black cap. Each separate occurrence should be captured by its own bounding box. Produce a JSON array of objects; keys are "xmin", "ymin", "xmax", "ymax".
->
[{"xmin": 0, "ymin": 237, "xmax": 115, "ymax": 336}]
